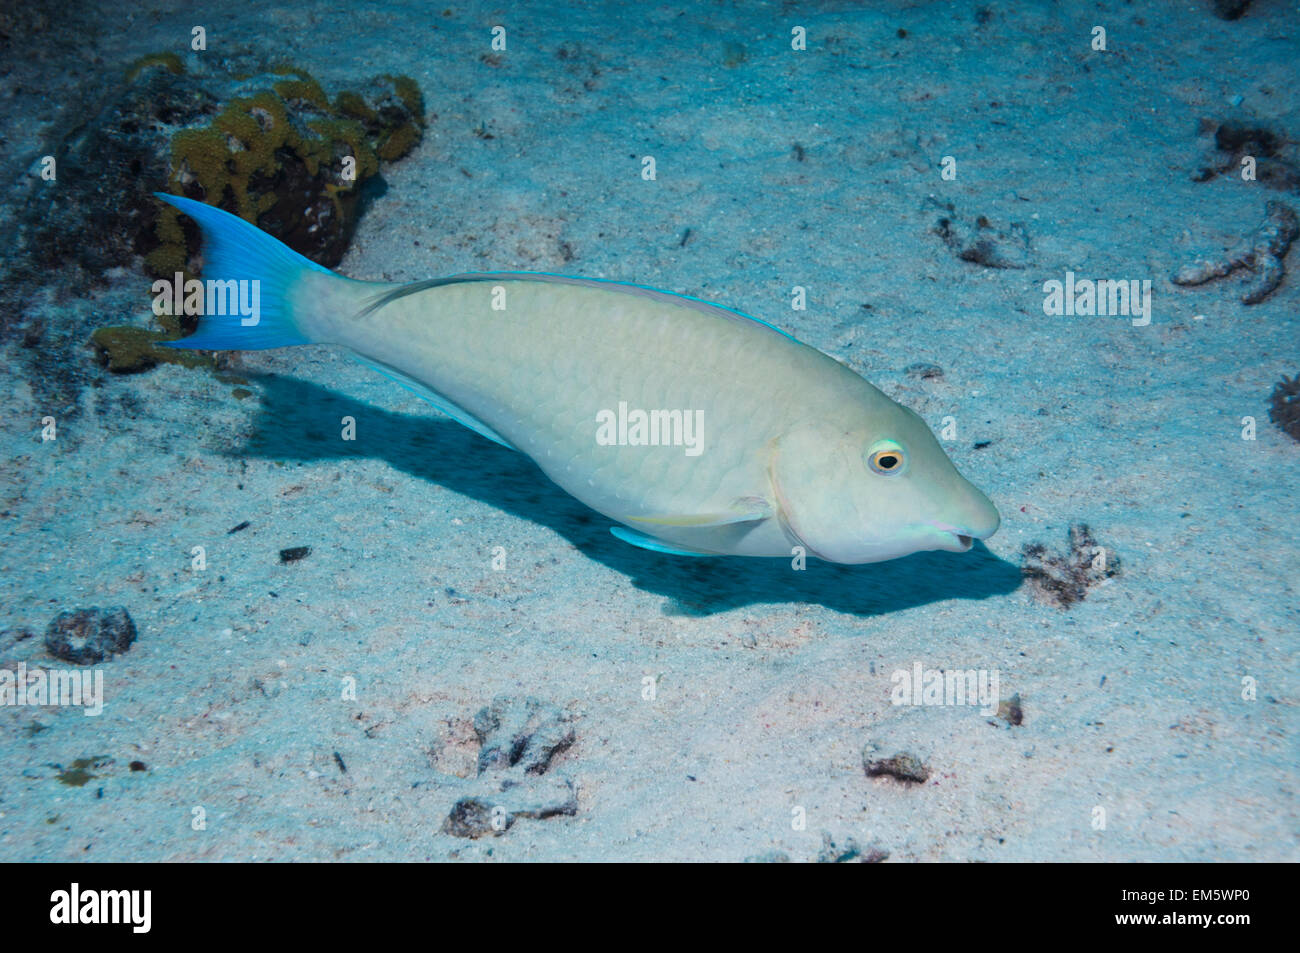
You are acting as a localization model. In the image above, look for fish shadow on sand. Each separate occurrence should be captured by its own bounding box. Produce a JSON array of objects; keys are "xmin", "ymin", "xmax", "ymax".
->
[{"xmin": 233, "ymin": 374, "xmax": 1022, "ymax": 617}]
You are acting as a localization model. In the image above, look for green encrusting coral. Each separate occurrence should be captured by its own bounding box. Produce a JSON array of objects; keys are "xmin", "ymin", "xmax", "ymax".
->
[
  {"xmin": 123, "ymin": 51, "xmax": 184, "ymax": 83},
  {"xmin": 90, "ymin": 326, "xmax": 213, "ymax": 373},
  {"xmin": 150, "ymin": 63, "xmax": 423, "ymax": 276}
]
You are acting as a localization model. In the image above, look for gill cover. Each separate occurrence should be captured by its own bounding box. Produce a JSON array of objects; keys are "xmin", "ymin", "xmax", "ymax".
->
[{"xmin": 769, "ymin": 422, "xmax": 858, "ymax": 561}]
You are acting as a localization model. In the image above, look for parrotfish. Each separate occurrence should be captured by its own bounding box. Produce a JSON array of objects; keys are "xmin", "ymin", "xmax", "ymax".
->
[{"xmin": 157, "ymin": 193, "xmax": 999, "ymax": 563}]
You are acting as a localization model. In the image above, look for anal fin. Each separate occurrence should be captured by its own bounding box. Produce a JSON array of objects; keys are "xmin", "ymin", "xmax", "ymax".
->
[
  {"xmin": 610, "ymin": 526, "xmax": 718, "ymax": 556},
  {"xmin": 351, "ymin": 354, "xmax": 517, "ymax": 451}
]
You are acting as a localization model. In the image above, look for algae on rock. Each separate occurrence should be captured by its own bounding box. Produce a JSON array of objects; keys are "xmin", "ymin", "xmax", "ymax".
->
[{"xmin": 2, "ymin": 52, "xmax": 426, "ymax": 376}]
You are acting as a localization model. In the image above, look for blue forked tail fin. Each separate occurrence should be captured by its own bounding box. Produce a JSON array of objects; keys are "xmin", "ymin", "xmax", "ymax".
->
[{"xmin": 154, "ymin": 193, "xmax": 335, "ymax": 350}]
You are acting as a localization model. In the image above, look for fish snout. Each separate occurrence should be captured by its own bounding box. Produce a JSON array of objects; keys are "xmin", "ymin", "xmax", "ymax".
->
[
  {"xmin": 928, "ymin": 494, "xmax": 1000, "ymax": 553},
  {"xmin": 966, "ymin": 495, "xmax": 1000, "ymax": 541},
  {"xmin": 952, "ymin": 479, "xmax": 1001, "ymax": 541}
]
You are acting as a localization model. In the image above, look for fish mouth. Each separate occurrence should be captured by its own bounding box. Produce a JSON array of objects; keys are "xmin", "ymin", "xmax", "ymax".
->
[
  {"xmin": 936, "ymin": 531, "xmax": 973, "ymax": 552},
  {"xmin": 927, "ymin": 522, "xmax": 980, "ymax": 552}
]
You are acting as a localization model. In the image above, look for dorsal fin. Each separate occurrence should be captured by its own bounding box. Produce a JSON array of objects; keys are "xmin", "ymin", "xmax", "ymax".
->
[{"xmin": 356, "ymin": 272, "xmax": 798, "ymax": 342}]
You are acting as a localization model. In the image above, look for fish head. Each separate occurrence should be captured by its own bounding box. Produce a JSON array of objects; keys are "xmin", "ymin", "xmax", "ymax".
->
[{"xmin": 770, "ymin": 404, "xmax": 999, "ymax": 564}]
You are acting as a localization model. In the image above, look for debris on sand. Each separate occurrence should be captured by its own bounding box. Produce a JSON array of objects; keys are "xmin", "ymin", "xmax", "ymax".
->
[
  {"xmin": 441, "ymin": 696, "xmax": 578, "ymax": 838},
  {"xmin": 929, "ymin": 200, "xmax": 1031, "ymax": 270},
  {"xmin": 817, "ymin": 832, "xmax": 890, "ymax": 863},
  {"xmin": 1172, "ymin": 201, "xmax": 1298, "ymax": 304},
  {"xmin": 1021, "ymin": 524, "xmax": 1120, "ymax": 608},
  {"xmin": 1191, "ymin": 118, "xmax": 1299, "ymax": 191}
]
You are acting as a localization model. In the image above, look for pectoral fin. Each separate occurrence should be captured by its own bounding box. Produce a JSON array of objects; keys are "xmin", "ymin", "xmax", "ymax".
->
[{"xmin": 625, "ymin": 496, "xmax": 773, "ymax": 528}]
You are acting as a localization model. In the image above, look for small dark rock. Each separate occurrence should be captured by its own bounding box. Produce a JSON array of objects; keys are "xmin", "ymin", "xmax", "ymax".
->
[
  {"xmin": 904, "ymin": 362, "xmax": 944, "ymax": 380},
  {"xmin": 1192, "ymin": 118, "xmax": 1299, "ymax": 191},
  {"xmin": 1215, "ymin": 119, "xmax": 1279, "ymax": 154},
  {"xmin": 1268, "ymin": 373, "xmax": 1300, "ymax": 442},
  {"xmin": 279, "ymin": 546, "xmax": 311, "ymax": 564},
  {"xmin": 443, "ymin": 798, "xmax": 505, "ymax": 838},
  {"xmin": 1212, "ymin": 0, "xmax": 1252, "ymax": 20},
  {"xmin": 442, "ymin": 778, "xmax": 577, "ymax": 838},
  {"xmin": 997, "ymin": 693, "xmax": 1024, "ymax": 726},
  {"xmin": 129, "ymin": 760, "xmax": 147, "ymax": 772},
  {"xmin": 44, "ymin": 607, "xmax": 136, "ymax": 665},
  {"xmin": 864, "ymin": 750, "xmax": 931, "ymax": 784}
]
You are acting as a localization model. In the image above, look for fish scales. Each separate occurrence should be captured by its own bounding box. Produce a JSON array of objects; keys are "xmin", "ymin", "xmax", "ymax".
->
[{"xmin": 320, "ymin": 277, "xmax": 811, "ymax": 522}]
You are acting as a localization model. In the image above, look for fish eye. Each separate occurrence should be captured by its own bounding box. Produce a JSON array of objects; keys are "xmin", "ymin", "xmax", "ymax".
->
[{"xmin": 866, "ymin": 439, "xmax": 906, "ymax": 476}]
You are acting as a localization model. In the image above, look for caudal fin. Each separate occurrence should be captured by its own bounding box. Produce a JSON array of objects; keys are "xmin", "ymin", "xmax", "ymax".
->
[{"xmin": 155, "ymin": 193, "xmax": 336, "ymax": 350}]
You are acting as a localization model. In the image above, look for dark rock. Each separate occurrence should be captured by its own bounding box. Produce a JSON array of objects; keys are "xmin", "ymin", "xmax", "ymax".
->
[
  {"xmin": 1268, "ymin": 374, "xmax": 1300, "ymax": 442},
  {"xmin": 997, "ymin": 693, "xmax": 1024, "ymax": 726},
  {"xmin": 904, "ymin": 362, "xmax": 944, "ymax": 380},
  {"xmin": 1214, "ymin": 120, "xmax": 1279, "ymax": 154},
  {"xmin": 1212, "ymin": 0, "xmax": 1252, "ymax": 20},
  {"xmin": 443, "ymin": 797, "xmax": 505, "ymax": 838},
  {"xmin": 442, "ymin": 777, "xmax": 577, "ymax": 838},
  {"xmin": 0, "ymin": 54, "xmax": 424, "ymax": 408},
  {"xmin": 864, "ymin": 750, "xmax": 931, "ymax": 784},
  {"xmin": 1192, "ymin": 118, "xmax": 1299, "ymax": 191},
  {"xmin": 279, "ymin": 546, "xmax": 311, "ymax": 564},
  {"xmin": 44, "ymin": 607, "xmax": 136, "ymax": 665}
]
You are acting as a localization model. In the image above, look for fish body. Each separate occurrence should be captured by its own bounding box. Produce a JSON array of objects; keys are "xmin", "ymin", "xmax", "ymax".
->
[{"xmin": 158, "ymin": 194, "xmax": 999, "ymax": 563}]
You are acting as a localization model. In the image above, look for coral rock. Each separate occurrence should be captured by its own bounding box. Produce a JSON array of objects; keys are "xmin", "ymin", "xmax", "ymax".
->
[{"xmin": 44, "ymin": 607, "xmax": 137, "ymax": 665}]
